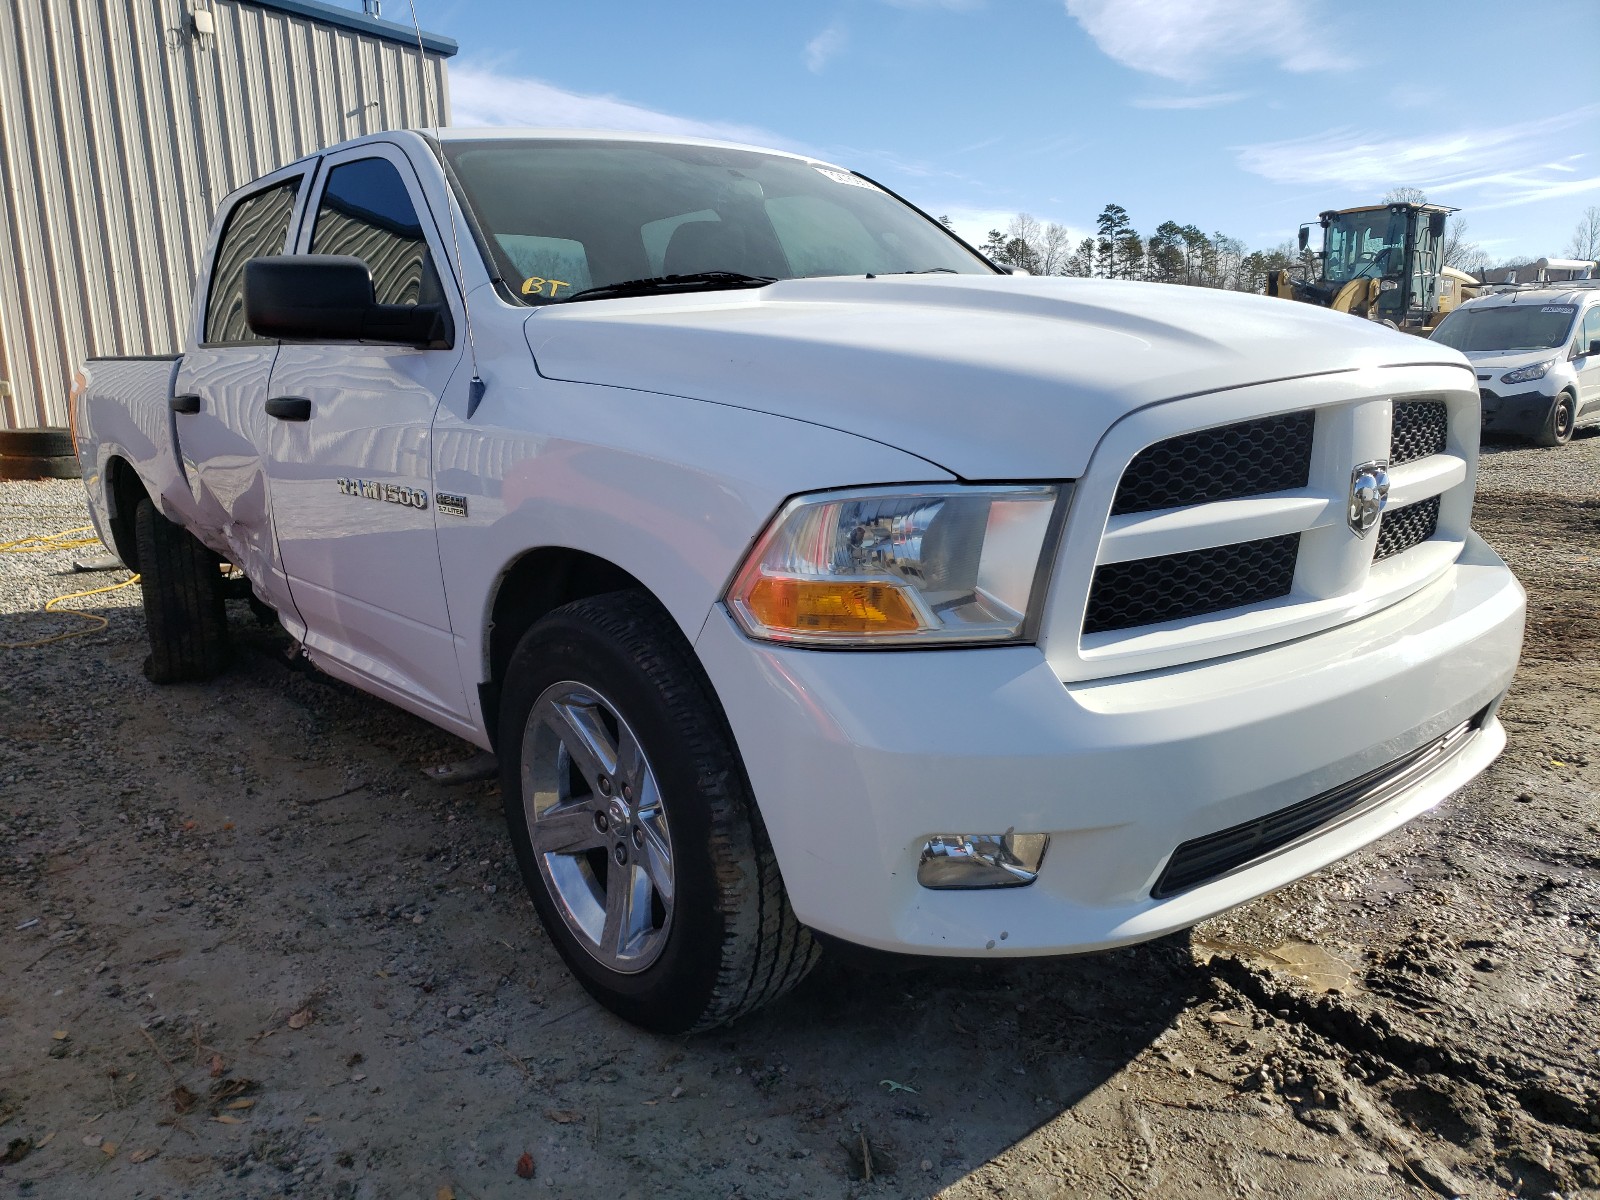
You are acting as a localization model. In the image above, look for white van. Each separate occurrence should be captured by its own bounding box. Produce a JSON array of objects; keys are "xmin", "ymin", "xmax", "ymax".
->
[{"xmin": 1430, "ymin": 282, "xmax": 1600, "ymax": 445}]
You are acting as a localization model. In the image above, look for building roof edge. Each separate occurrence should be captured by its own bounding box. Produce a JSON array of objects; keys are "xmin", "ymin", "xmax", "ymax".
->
[{"xmin": 241, "ymin": 0, "xmax": 457, "ymax": 56}]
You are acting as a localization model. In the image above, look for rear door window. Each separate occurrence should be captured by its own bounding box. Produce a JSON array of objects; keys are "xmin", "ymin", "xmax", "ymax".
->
[
  {"xmin": 310, "ymin": 157, "xmax": 441, "ymax": 307},
  {"xmin": 204, "ymin": 179, "xmax": 301, "ymax": 344}
]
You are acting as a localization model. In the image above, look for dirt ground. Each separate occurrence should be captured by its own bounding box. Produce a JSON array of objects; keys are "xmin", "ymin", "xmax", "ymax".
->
[{"xmin": 2, "ymin": 434, "xmax": 1597, "ymax": 1200}]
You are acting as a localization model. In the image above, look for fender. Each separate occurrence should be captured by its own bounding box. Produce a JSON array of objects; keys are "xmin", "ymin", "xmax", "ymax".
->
[{"xmin": 428, "ymin": 377, "xmax": 954, "ymax": 743}]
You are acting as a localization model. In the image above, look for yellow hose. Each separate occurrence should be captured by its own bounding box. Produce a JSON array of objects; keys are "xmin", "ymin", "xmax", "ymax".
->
[
  {"xmin": 1, "ymin": 527, "xmax": 139, "ymax": 649},
  {"xmin": 0, "ymin": 526, "xmax": 103, "ymax": 553}
]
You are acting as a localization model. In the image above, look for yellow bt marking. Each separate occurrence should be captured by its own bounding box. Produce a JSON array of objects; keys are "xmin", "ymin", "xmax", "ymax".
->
[{"xmin": 521, "ymin": 276, "xmax": 571, "ymax": 298}]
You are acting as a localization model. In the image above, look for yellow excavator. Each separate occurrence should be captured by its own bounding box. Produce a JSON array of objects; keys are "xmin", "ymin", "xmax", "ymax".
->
[{"xmin": 1269, "ymin": 202, "xmax": 1479, "ymax": 333}]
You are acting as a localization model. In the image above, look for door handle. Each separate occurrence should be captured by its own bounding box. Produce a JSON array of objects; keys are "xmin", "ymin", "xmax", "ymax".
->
[
  {"xmin": 265, "ymin": 396, "xmax": 311, "ymax": 421},
  {"xmin": 170, "ymin": 393, "xmax": 201, "ymax": 414}
]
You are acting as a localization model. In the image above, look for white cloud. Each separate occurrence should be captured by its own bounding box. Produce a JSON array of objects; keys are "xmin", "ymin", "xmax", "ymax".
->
[
  {"xmin": 448, "ymin": 64, "xmax": 791, "ymax": 149},
  {"xmin": 805, "ymin": 24, "xmax": 847, "ymax": 72},
  {"xmin": 1064, "ymin": 0, "xmax": 1349, "ymax": 83},
  {"xmin": 1131, "ymin": 91, "xmax": 1249, "ymax": 110},
  {"xmin": 1468, "ymin": 174, "xmax": 1600, "ymax": 212},
  {"xmin": 1235, "ymin": 106, "xmax": 1600, "ymax": 208}
]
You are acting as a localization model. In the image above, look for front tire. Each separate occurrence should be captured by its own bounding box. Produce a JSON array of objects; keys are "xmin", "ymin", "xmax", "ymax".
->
[
  {"xmin": 1535, "ymin": 392, "xmax": 1575, "ymax": 447},
  {"xmin": 498, "ymin": 591, "xmax": 818, "ymax": 1032},
  {"xmin": 134, "ymin": 498, "xmax": 229, "ymax": 683}
]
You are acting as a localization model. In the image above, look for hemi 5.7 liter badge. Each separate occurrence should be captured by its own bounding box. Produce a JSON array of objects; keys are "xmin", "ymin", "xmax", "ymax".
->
[
  {"xmin": 436, "ymin": 493, "xmax": 469, "ymax": 517},
  {"xmin": 337, "ymin": 478, "xmax": 429, "ymax": 510}
]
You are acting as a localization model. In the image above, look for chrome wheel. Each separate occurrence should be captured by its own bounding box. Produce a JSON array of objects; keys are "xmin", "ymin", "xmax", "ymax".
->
[{"xmin": 521, "ymin": 681, "xmax": 674, "ymax": 973}]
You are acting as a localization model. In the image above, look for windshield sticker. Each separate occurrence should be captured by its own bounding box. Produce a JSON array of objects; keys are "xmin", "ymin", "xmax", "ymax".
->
[
  {"xmin": 1541, "ymin": 305, "xmax": 1576, "ymax": 313},
  {"xmin": 812, "ymin": 165, "xmax": 880, "ymax": 191},
  {"xmin": 522, "ymin": 276, "xmax": 571, "ymax": 299}
]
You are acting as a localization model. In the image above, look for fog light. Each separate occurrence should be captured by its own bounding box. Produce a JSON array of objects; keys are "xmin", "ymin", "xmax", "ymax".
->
[{"xmin": 917, "ymin": 831, "xmax": 1048, "ymax": 889}]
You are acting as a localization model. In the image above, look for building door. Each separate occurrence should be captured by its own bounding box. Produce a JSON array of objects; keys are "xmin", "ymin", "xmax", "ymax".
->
[
  {"xmin": 172, "ymin": 164, "xmax": 309, "ymax": 622},
  {"xmin": 262, "ymin": 143, "xmax": 468, "ymax": 725}
]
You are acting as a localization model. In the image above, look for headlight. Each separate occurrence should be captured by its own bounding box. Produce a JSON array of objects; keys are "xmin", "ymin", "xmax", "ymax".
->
[
  {"xmin": 1378, "ymin": 279, "xmax": 1399, "ymax": 291},
  {"xmin": 726, "ymin": 484, "xmax": 1065, "ymax": 646},
  {"xmin": 1501, "ymin": 359, "xmax": 1555, "ymax": 385}
]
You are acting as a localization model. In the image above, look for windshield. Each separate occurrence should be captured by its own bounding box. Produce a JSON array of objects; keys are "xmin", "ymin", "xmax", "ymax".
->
[
  {"xmin": 1430, "ymin": 304, "xmax": 1578, "ymax": 353},
  {"xmin": 1322, "ymin": 209, "xmax": 1406, "ymax": 284},
  {"xmin": 441, "ymin": 139, "xmax": 993, "ymax": 303}
]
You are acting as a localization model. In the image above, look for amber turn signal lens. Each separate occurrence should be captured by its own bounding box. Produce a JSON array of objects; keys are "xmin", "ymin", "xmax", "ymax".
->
[{"xmin": 744, "ymin": 577, "xmax": 924, "ymax": 635}]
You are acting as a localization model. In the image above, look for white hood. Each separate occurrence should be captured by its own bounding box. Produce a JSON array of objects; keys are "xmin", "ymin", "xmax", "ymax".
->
[{"xmin": 524, "ymin": 274, "xmax": 1469, "ymax": 479}]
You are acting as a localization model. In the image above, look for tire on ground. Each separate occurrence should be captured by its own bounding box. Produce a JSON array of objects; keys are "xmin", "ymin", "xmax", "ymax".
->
[
  {"xmin": 498, "ymin": 590, "xmax": 820, "ymax": 1032},
  {"xmin": 134, "ymin": 497, "xmax": 229, "ymax": 683},
  {"xmin": 0, "ymin": 454, "xmax": 80, "ymax": 480},
  {"xmin": 0, "ymin": 426, "xmax": 75, "ymax": 458},
  {"xmin": 1534, "ymin": 392, "xmax": 1576, "ymax": 448}
]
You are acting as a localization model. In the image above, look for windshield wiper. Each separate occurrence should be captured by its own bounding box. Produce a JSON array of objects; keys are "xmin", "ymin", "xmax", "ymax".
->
[
  {"xmin": 872, "ymin": 268, "xmax": 960, "ymax": 276},
  {"xmin": 561, "ymin": 271, "xmax": 777, "ymax": 303}
]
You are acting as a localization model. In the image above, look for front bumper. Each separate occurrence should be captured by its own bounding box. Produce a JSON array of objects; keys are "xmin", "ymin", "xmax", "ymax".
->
[
  {"xmin": 694, "ymin": 532, "xmax": 1524, "ymax": 956},
  {"xmin": 1480, "ymin": 387, "xmax": 1555, "ymax": 439}
]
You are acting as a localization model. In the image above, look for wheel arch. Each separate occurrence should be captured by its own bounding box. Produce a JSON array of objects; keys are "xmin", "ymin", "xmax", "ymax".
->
[
  {"xmin": 104, "ymin": 455, "xmax": 149, "ymax": 572},
  {"xmin": 480, "ymin": 545, "xmax": 655, "ymax": 749}
]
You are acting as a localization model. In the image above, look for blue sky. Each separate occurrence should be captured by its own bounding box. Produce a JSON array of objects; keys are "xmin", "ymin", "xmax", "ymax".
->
[{"xmin": 402, "ymin": 0, "xmax": 1600, "ymax": 264}]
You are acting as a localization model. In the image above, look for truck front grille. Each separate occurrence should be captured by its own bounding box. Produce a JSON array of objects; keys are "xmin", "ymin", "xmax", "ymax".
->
[
  {"xmin": 1083, "ymin": 534, "xmax": 1300, "ymax": 635},
  {"xmin": 1151, "ymin": 714, "xmax": 1481, "ymax": 898},
  {"xmin": 1375, "ymin": 495, "xmax": 1440, "ymax": 561},
  {"xmin": 1390, "ymin": 401, "xmax": 1448, "ymax": 465},
  {"xmin": 1110, "ymin": 412, "xmax": 1314, "ymax": 515}
]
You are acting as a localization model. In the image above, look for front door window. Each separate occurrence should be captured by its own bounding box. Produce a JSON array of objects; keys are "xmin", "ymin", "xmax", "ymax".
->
[{"xmin": 310, "ymin": 157, "xmax": 444, "ymax": 306}]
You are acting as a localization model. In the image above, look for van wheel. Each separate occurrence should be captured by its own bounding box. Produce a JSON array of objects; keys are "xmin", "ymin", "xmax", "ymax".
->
[
  {"xmin": 134, "ymin": 498, "xmax": 229, "ymax": 683},
  {"xmin": 498, "ymin": 591, "xmax": 819, "ymax": 1032},
  {"xmin": 1535, "ymin": 393, "xmax": 1575, "ymax": 447}
]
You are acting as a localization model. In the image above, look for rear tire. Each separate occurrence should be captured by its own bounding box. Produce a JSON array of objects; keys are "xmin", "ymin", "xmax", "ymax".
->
[
  {"xmin": 1535, "ymin": 393, "xmax": 1575, "ymax": 447},
  {"xmin": 134, "ymin": 498, "xmax": 229, "ymax": 683},
  {"xmin": 498, "ymin": 591, "xmax": 819, "ymax": 1032}
]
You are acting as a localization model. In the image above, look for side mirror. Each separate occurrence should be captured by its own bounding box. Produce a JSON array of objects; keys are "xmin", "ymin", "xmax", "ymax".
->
[
  {"xmin": 1298, "ymin": 226, "xmax": 1310, "ymax": 252},
  {"xmin": 992, "ymin": 262, "xmax": 1030, "ymax": 276},
  {"xmin": 244, "ymin": 255, "xmax": 451, "ymax": 348},
  {"xmin": 1428, "ymin": 212, "xmax": 1447, "ymax": 239}
]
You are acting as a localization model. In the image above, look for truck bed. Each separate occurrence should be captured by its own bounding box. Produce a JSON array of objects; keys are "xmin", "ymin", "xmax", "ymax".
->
[{"xmin": 74, "ymin": 354, "xmax": 191, "ymax": 565}]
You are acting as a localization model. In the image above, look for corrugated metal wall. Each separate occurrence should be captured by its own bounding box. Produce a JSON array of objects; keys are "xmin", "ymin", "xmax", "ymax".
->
[{"xmin": 0, "ymin": 0, "xmax": 451, "ymax": 429}]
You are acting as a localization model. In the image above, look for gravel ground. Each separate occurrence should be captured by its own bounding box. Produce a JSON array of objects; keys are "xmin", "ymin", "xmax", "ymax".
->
[
  {"xmin": 1, "ymin": 440, "xmax": 1597, "ymax": 1200},
  {"xmin": 1478, "ymin": 427, "xmax": 1600, "ymax": 493}
]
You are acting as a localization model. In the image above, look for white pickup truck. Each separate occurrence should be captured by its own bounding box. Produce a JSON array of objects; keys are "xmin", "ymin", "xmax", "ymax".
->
[{"xmin": 74, "ymin": 129, "xmax": 1525, "ymax": 1032}]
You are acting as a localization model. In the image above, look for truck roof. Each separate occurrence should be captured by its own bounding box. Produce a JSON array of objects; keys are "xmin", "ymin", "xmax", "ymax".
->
[
  {"xmin": 241, "ymin": 127, "xmax": 848, "ymax": 215},
  {"xmin": 280, "ymin": 127, "xmax": 828, "ymax": 172}
]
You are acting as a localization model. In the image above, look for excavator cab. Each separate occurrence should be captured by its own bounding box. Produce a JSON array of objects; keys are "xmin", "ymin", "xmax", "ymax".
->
[{"xmin": 1275, "ymin": 203, "xmax": 1456, "ymax": 332}]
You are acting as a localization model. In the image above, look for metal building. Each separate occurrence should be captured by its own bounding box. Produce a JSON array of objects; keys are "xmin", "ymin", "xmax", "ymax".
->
[{"xmin": 0, "ymin": 0, "xmax": 456, "ymax": 430}]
